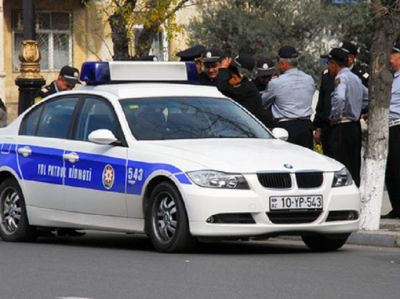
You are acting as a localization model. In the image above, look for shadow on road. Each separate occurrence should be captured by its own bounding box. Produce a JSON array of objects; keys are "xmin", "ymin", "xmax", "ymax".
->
[{"xmin": 15, "ymin": 231, "xmax": 343, "ymax": 255}]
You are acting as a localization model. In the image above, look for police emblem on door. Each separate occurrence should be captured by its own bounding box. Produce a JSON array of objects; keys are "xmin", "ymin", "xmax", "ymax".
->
[{"xmin": 102, "ymin": 164, "xmax": 115, "ymax": 190}]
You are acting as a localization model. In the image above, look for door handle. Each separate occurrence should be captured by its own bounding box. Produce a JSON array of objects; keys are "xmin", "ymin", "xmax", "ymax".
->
[
  {"xmin": 63, "ymin": 152, "xmax": 79, "ymax": 163},
  {"xmin": 17, "ymin": 146, "xmax": 32, "ymax": 157}
]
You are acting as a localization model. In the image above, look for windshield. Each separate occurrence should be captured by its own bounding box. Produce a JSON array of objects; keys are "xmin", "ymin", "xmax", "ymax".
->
[{"xmin": 121, "ymin": 97, "xmax": 272, "ymax": 140}]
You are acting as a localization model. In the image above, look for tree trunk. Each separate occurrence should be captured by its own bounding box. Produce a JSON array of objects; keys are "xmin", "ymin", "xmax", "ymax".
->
[
  {"xmin": 109, "ymin": 11, "xmax": 131, "ymax": 60},
  {"xmin": 359, "ymin": 1, "xmax": 400, "ymax": 230}
]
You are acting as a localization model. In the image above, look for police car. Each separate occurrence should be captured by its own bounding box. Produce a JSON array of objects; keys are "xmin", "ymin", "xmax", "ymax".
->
[{"xmin": 0, "ymin": 61, "xmax": 360, "ymax": 252}]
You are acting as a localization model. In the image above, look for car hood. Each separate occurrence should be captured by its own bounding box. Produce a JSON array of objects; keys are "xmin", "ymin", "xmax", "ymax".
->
[{"xmin": 139, "ymin": 138, "xmax": 343, "ymax": 173}]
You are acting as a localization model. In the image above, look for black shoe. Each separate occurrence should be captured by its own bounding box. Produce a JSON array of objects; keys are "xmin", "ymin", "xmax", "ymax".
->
[
  {"xmin": 57, "ymin": 228, "xmax": 86, "ymax": 237},
  {"xmin": 381, "ymin": 210, "xmax": 400, "ymax": 219}
]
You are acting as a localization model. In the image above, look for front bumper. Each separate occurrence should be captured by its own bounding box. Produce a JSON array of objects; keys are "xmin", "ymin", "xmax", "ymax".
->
[{"xmin": 181, "ymin": 173, "xmax": 360, "ymax": 237}]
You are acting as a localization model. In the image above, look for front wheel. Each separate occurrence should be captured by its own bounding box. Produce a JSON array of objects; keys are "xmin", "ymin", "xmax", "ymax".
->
[
  {"xmin": 302, "ymin": 233, "xmax": 350, "ymax": 252},
  {"xmin": 0, "ymin": 178, "xmax": 37, "ymax": 242},
  {"xmin": 147, "ymin": 182, "xmax": 196, "ymax": 253}
]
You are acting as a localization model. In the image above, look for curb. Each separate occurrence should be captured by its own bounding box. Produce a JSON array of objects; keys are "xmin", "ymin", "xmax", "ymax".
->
[{"xmin": 348, "ymin": 230, "xmax": 400, "ymax": 248}]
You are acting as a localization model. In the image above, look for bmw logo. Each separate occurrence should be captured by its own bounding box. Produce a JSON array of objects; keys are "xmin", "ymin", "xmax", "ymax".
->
[{"xmin": 284, "ymin": 163, "xmax": 293, "ymax": 169}]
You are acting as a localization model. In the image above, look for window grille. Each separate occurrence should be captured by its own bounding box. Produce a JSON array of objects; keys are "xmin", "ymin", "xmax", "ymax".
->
[{"xmin": 12, "ymin": 10, "xmax": 72, "ymax": 72}]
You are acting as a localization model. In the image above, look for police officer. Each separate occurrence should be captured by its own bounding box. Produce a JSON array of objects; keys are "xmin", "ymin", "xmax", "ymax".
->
[
  {"xmin": 382, "ymin": 39, "xmax": 400, "ymax": 219},
  {"xmin": 254, "ymin": 57, "xmax": 277, "ymax": 128},
  {"xmin": 313, "ymin": 58, "xmax": 336, "ymax": 157},
  {"xmin": 261, "ymin": 46, "xmax": 315, "ymax": 149},
  {"xmin": 34, "ymin": 65, "xmax": 80, "ymax": 103},
  {"xmin": 176, "ymin": 45, "xmax": 205, "ymax": 75},
  {"xmin": 198, "ymin": 48, "xmax": 224, "ymax": 86},
  {"xmin": 254, "ymin": 57, "xmax": 277, "ymax": 92},
  {"xmin": 326, "ymin": 48, "xmax": 368, "ymax": 187},
  {"xmin": 339, "ymin": 41, "xmax": 369, "ymax": 87},
  {"xmin": 216, "ymin": 54, "xmax": 262, "ymax": 119}
]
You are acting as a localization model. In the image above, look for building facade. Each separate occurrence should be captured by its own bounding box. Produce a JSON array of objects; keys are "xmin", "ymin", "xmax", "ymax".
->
[{"xmin": 2, "ymin": 0, "xmax": 197, "ymax": 121}]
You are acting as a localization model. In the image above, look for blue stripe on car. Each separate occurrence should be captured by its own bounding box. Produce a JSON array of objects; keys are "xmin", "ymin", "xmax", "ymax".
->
[{"xmin": 0, "ymin": 143, "xmax": 191, "ymax": 195}]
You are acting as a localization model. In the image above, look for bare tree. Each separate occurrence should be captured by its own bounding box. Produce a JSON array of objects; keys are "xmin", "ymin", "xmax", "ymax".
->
[{"xmin": 360, "ymin": 0, "xmax": 400, "ymax": 230}]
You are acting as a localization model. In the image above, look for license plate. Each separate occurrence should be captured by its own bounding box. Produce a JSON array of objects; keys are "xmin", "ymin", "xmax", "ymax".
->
[{"xmin": 270, "ymin": 195, "xmax": 323, "ymax": 211}]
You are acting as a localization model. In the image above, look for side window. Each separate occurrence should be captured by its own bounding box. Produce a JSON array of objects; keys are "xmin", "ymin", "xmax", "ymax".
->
[
  {"xmin": 36, "ymin": 97, "xmax": 79, "ymax": 139},
  {"xmin": 20, "ymin": 106, "xmax": 43, "ymax": 136},
  {"xmin": 73, "ymin": 97, "xmax": 120, "ymax": 141}
]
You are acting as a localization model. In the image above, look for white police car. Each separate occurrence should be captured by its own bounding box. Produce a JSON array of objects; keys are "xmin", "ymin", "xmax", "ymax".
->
[{"xmin": 0, "ymin": 61, "xmax": 360, "ymax": 252}]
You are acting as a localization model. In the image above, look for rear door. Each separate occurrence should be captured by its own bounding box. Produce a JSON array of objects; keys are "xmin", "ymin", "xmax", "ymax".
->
[{"xmin": 17, "ymin": 96, "xmax": 80, "ymax": 210}]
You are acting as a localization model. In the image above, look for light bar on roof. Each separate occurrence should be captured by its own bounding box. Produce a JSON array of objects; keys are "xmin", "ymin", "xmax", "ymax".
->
[{"xmin": 80, "ymin": 61, "xmax": 197, "ymax": 85}]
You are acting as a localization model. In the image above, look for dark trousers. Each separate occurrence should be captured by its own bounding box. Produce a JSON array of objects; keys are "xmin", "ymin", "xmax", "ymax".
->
[
  {"xmin": 274, "ymin": 119, "xmax": 314, "ymax": 150},
  {"xmin": 321, "ymin": 127, "xmax": 335, "ymax": 158},
  {"xmin": 328, "ymin": 121, "xmax": 361, "ymax": 187},
  {"xmin": 385, "ymin": 125, "xmax": 400, "ymax": 213}
]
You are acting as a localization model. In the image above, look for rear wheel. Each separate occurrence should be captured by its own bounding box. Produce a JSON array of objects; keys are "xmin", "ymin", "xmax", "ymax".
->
[
  {"xmin": 0, "ymin": 178, "xmax": 36, "ymax": 242},
  {"xmin": 147, "ymin": 182, "xmax": 196, "ymax": 253},
  {"xmin": 302, "ymin": 233, "xmax": 350, "ymax": 252}
]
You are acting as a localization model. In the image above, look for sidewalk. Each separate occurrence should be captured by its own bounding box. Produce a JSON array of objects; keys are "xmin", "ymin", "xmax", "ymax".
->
[
  {"xmin": 347, "ymin": 190, "xmax": 400, "ymax": 248},
  {"xmin": 348, "ymin": 219, "xmax": 400, "ymax": 248}
]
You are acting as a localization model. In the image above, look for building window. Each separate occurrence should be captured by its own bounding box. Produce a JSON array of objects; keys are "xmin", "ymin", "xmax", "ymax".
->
[{"xmin": 12, "ymin": 10, "xmax": 72, "ymax": 72}]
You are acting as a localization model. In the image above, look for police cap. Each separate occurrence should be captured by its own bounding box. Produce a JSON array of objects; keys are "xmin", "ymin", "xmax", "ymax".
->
[
  {"xmin": 339, "ymin": 41, "xmax": 358, "ymax": 56},
  {"xmin": 60, "ymin": 65, "xmax": 80, "ymax": 84},
  {"xmin": 176, "ymin": 45, "xmax": 205, "ymax": 61},
  {"xmin": 277, "ymin": 46, "xmax": 299, "ymax": 59},
  {"xmin": 202, "ymin": 48, "xmax": 223, "ymax": 64},
  {"xmin": 256, "ymin": 57, "xmax": 275, "ymax": 75},
  {"xmin": 230, "ymin": 53, "xmax": 256, "ymax": 79},
  {"xmin": 321, "ymin": 48, "xmax": 349, "ymax": 64}
]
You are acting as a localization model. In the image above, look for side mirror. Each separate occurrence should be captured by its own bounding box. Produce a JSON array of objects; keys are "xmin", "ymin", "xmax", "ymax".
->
[
  {"xmin": 272, "ymin": 128, "xmax": 289, "ymax": 141},
  {"xmin": 88, "ymin": 129, "xmax": 119, "ymax": 145}
]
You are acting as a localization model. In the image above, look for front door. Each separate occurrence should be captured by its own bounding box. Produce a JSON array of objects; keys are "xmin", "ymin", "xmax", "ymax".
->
[{"xmin": 63, "ymin": 96, "xmax": 128, "ymax": 216}]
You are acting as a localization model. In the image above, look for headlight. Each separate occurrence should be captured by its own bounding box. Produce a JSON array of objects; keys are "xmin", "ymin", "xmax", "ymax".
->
[
  {"xmin": 332, "ymin": 168, "xmax": 353, "ymax": 187},
  {"xmin": 187, "ymin": 170, "xmax": 249, "ymax": 189}
]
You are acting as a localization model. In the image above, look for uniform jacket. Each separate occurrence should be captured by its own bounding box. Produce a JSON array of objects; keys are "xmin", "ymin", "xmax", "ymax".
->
[
  {"xmin": 313, "ymin": 70, "xmax": 335, "ymax": 129},
  {"xmin": 34, "ymin": 81, "xmax": 59, "ymax": 103},
  {"xmin": 216, "ymin": 68, "xmax": 262, "ymax": 119}
]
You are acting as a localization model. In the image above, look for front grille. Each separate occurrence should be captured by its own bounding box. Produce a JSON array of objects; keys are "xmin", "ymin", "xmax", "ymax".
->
[
  {"xmin": 296, "ymin": 172, "xmax": 323, "ymax": 188},
  {"xmin": 267, "ymin": 211, "xmax": 322, "ymax": 224},
  {"xmin": 206, "ymin": 213, "xmax": 255, "ymax": 224},
  {"xmin": 257, "ymin": 173, "xmax": 291, "ymax": 188},
  {"xmin": 326, "ymin": 210, "xmax": 359, "ymax": 222}
]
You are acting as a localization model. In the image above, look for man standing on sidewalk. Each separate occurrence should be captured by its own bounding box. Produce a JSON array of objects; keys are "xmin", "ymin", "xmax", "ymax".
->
[
  {"xmin": 325, "ymin": 48, "xmax": 368, "ymax": 187},
  {"xmin": 261, "ymin": 46, "xmax": 315, "ymax": 149},
  {"xmin": 382, "ymin": 40, "xmax": 400, "ymax": 219}
]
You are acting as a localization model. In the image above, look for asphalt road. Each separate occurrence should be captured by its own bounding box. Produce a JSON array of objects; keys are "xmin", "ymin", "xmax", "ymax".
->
[{"xmin": 0, "ymin": 232, "xmax": 399, "ymax": 299}]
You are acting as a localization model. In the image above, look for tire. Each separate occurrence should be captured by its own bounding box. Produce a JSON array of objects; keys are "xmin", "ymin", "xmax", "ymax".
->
[
  {"xmin": 0, "ymin": 178, "xmax": 37, "ymax": 242},
  {"xmin": 302, "ymin": 233, "xmax": 350, "ymax": 252},
  {"xmin": 146, "ymin": 182, "xmax": 196, "ymax": 253}
]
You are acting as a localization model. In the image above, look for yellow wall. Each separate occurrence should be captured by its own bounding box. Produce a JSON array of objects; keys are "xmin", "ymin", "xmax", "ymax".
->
[{"xmin": 4, "ymin": 0, "xmax": 112, "ymax": 121}]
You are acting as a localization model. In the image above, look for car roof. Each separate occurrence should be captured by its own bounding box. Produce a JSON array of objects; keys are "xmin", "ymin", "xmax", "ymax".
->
[{"xmin": 77, "ymin": 83, "xmax": 227, "ymax": 100}]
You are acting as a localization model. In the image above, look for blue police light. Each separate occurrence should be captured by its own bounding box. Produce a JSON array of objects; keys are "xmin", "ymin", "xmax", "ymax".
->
[
  {"xmin": 80, "ymin": 61, "xmax": 110, "ymax": 85},
  {"xmin": 80, "ymin": 61, "xmax": 198, "ymax": 85},
  {"xmin": 185, "ymin": 62, "xmax": 199, "ymax": 82}
]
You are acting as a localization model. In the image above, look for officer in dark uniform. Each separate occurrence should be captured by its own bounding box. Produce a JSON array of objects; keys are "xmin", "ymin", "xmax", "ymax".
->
[
  {"xmin": 313, "ymin": 60, "xmax": 336, "ymax": 157},
  {"xmin": 254, "ymin": 57, "xmax": 277, "ymax": 92},
  {"xmin": 176, "ymin": 45, "xmax": 205, "ymax": 74},
  {"xmin": 34, "ymin": 65, "xmax": 80, "ymax": 103},
  {"xmin": 254, "ymin": 57, "xmax": 277, "ymax": 128},
  {"xmin": 315, "ymin": 41, "xmax": 369, "ymax": 156},
  {"xmin": 216, "ymin": 53, "xmax": 262, "ymax": 120},
  {"xmin": 198, "ymin": 48, "xmax": 224, "ymax": 86}
]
